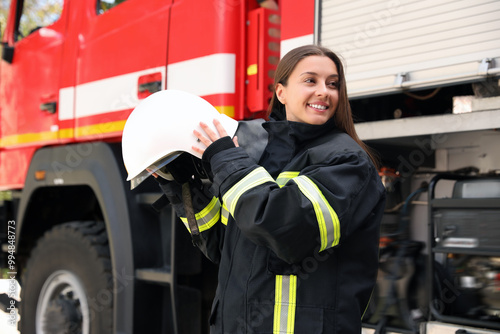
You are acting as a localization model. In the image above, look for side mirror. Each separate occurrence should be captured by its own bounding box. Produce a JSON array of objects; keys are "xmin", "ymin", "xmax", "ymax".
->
[{"xmin": 1, "ymin": 42, "xmax": 14, "ymax": 63}]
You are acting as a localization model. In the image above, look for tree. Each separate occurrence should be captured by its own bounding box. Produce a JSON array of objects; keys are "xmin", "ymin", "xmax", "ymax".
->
[
  {"xmin": 0, "ymin": 0, "xmax": 63, "ymax": 40},
  {"xmin": 0, "ymin": 0, "xmax": 10, "ymax": 40},
  {"xmin": 18, "ymin": 0, "xmax": 63, "ymax": 38}
]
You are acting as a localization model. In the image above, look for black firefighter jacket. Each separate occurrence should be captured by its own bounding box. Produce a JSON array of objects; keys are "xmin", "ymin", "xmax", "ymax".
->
[{"xmin": 160, "ymin": 114, "xmax": 386, "ymax": 333}]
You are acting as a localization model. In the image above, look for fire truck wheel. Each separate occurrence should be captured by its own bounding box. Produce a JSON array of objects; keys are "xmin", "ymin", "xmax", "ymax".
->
[{"xmin": 19, "ymin": 221, "xmax": 113, "ymax": 334}]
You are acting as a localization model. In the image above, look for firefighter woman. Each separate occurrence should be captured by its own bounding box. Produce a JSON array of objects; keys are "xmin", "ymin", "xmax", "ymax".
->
[
  {"xmin": 123, "ymin": 44, "xmax": 386, "ymax": 333},
  {"xmin": 190, "ymin": 44, "xmax": 386, "ymax": 333}
]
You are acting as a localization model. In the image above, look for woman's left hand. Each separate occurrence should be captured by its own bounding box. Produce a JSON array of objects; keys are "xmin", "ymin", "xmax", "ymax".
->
[{"xmin": 192, "ymin": 119, "xmax": 238, "ymax": 155}]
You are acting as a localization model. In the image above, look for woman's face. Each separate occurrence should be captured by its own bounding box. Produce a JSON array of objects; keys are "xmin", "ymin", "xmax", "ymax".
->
[{"xmin": 276, "ymin": 55, "xmax": 339, "ymax": 125}]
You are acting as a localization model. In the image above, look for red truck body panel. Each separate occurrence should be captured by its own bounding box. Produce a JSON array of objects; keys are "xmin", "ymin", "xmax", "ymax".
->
[{"xmin": 0, "ymin": 0, "xmax": 281, "ymax": 190}]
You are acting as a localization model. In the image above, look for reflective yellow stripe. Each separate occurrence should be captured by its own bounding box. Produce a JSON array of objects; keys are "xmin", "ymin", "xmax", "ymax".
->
[
  {"xmin": 273, "ymin": 275, "xmax": 297, "ymax": 334},
  {"xmin": 0, "ymin": 121, "xmax": 125, "ymax": 147},
  {"xmin": 214, "ymin": 105, "xmax": 235, "ymax": 118},
  {"xmin": 180, "ymin": 197, "xmax": 221, "ymax": 233},
  {"xmin": 0, "ymin": 131, "xmax": 58, "ymax": 147},
  {"xmin": 59, "ymin": 128, "xmax": 74, "ymax": 139},
  {"xmin": 274, "ymin": 276, "xmax": 283, "ymax": 332},
  {"xmin": 75, "ymin": 120, "xmax": 126, "ymax": 137},
  {"xmin": 287, "ymin": 276, "xmax": 297, "ymax": 334},
  {"xmin": 293, "ymin": 176, "xmax": 340, "ymax": 251},
  {"xmin": 276, "ymin": 171, "xmax": 299, "ymax": 187},
  {"xmin": 221, "ymin": 203, "xmax": 229, "ymax": 225},
  {"xmin": 222, "ymin": 167, "xmax": 275, "ymax": 216}
]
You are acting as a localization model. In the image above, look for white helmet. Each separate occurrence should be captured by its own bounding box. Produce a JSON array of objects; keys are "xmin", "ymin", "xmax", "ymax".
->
[{"xmin": 122, "ymin": 89, "xmax": 238, "ymax": 189}]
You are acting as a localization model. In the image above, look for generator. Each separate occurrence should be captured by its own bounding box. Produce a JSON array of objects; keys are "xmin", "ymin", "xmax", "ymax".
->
[{"xmin": 428, "ymin": 174, "xmax": 500, "ymax": 331}]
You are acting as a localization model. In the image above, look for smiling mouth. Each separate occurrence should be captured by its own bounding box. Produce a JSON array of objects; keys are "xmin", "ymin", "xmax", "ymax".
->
[{"xmin": 308, "ymin": 103, "xmax": 328, "ymax": 110}]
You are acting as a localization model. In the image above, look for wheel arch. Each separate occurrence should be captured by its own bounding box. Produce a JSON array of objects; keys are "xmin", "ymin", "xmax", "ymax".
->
[
  {"xmin": 16, "ymin": 141, "xmax": 135, "ymax": 333},
  {"xmin": 17, "ymin": 185, "xmax": 104, "ymax": 259}
]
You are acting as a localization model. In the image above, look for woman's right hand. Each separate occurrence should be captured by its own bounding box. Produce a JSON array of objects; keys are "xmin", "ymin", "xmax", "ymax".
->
[{"xmin": 192, "ymin": 119, "xmax": 239, "ymax": 155}]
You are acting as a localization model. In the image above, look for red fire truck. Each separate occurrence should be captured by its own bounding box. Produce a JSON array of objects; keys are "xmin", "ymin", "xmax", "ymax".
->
[
  {"xmin": 1, "ymin": 0, "xmax": 500, "ymax": 333},
  {"xmin": 1, "ymin": 0, "xmax": 281, "ymax": 333}
]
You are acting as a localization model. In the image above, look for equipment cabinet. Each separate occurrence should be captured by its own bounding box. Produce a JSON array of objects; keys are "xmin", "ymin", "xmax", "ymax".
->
[{"xmin": 427, "ymin": 174, "xmax": 500, "ymax": 331}]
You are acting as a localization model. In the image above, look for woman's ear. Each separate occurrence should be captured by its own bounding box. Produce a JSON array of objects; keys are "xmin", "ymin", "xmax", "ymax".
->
[{"xmin": 275, "ymin": 83, "xmax": 286, "ymax": 105}]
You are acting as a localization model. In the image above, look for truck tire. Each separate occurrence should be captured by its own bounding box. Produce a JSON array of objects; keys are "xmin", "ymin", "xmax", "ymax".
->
[{"xmin": 19, "ymin": 221, "xmax": 113, "ymax": 334}]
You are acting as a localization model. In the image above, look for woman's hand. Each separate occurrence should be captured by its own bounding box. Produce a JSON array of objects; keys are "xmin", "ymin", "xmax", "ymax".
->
[{"xmin": 192, "ymin": 119, "xmax": 239, "ymax": 155}]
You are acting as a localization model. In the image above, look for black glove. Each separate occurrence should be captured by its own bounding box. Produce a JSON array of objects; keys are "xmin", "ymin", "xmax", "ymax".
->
[
  {"xmin": 155, "ymin": 177, "xmax": 186, "ymax": 216},
  {"xmin": 156, "ymin": 176, "xmax": 214, "ymax": 217},
  {"xmin": 202, "ymin": 136, "xmax": 236, "ymax": 181}
]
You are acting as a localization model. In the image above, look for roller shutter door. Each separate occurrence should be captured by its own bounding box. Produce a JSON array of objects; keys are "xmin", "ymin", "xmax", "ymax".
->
[{"xmin": 318, "ymin": 0, "xmax": 500, "ymax": 98}]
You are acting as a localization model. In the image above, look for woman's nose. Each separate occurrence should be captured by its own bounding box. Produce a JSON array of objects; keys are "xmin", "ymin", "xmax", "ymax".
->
[{"xmin": 316, "ymin": 83, "xmax": 329, "ymax": 96}]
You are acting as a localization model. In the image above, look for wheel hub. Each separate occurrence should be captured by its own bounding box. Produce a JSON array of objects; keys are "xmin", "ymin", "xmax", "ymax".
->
[
  {"xmin": 36, "ymin": 270, "xmax": 90, "ymax": 334},
  {"xmin": 43, "ymin": 297, "xmax": 82, "ymax": 334}
]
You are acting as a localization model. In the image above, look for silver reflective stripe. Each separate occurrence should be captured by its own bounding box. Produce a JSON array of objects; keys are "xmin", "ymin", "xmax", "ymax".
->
[
  {"xmin": 180, "ymin": 197, "xmax": 221, "ymax": 233},
  {"xmin": 273, "ymin": 275, "xmax": 297, "ymax": 334},
  {"xmin": 222, "ymin": 167, "xmax": 275, "ymax": 216},
  {"xmin": 293, "ymin": 175, "xmax": 340, "ymax": 251}
]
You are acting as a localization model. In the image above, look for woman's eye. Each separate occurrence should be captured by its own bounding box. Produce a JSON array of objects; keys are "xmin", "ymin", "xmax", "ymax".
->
[
  {"xmin": 305, "ymin": 78, "xmax": 315, "ymax": 83},
  {"xmin": 328, "ymin": 81, "xmax": 338, "ymax": 88}
]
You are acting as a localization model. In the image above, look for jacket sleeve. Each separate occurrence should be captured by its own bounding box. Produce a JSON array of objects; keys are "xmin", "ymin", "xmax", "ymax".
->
[
  {"xmin": 157, "ymin": 179, "xmax": 224, "ymax": 264},
  {"xmin": 207, "ymin": 144, "xmax": 385, "ymax": 265}
]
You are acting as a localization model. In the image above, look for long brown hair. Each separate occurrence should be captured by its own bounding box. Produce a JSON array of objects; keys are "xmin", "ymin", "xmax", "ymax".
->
[{"xmin": 268, "ymin": 44, "xmax": 379, "ymax": 166}]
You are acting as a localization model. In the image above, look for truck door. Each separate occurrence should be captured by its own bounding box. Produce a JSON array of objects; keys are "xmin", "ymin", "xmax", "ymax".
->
[
  {"xmin": 0, "ymin": 0, "xmax": 66, "ymax": 148},
  {"xmin": 73, "ymin": 0, "xmax": 172, "ymax": 141}
]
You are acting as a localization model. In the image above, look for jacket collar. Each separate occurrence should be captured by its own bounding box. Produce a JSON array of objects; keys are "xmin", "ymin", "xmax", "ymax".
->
[
  {"xmin": 258, "ymin": 111, "xmax": 338, "ymax": 176},
  {"xmin": 265, "ymin": 110, "xmax": 337, "ymax": 146}
]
